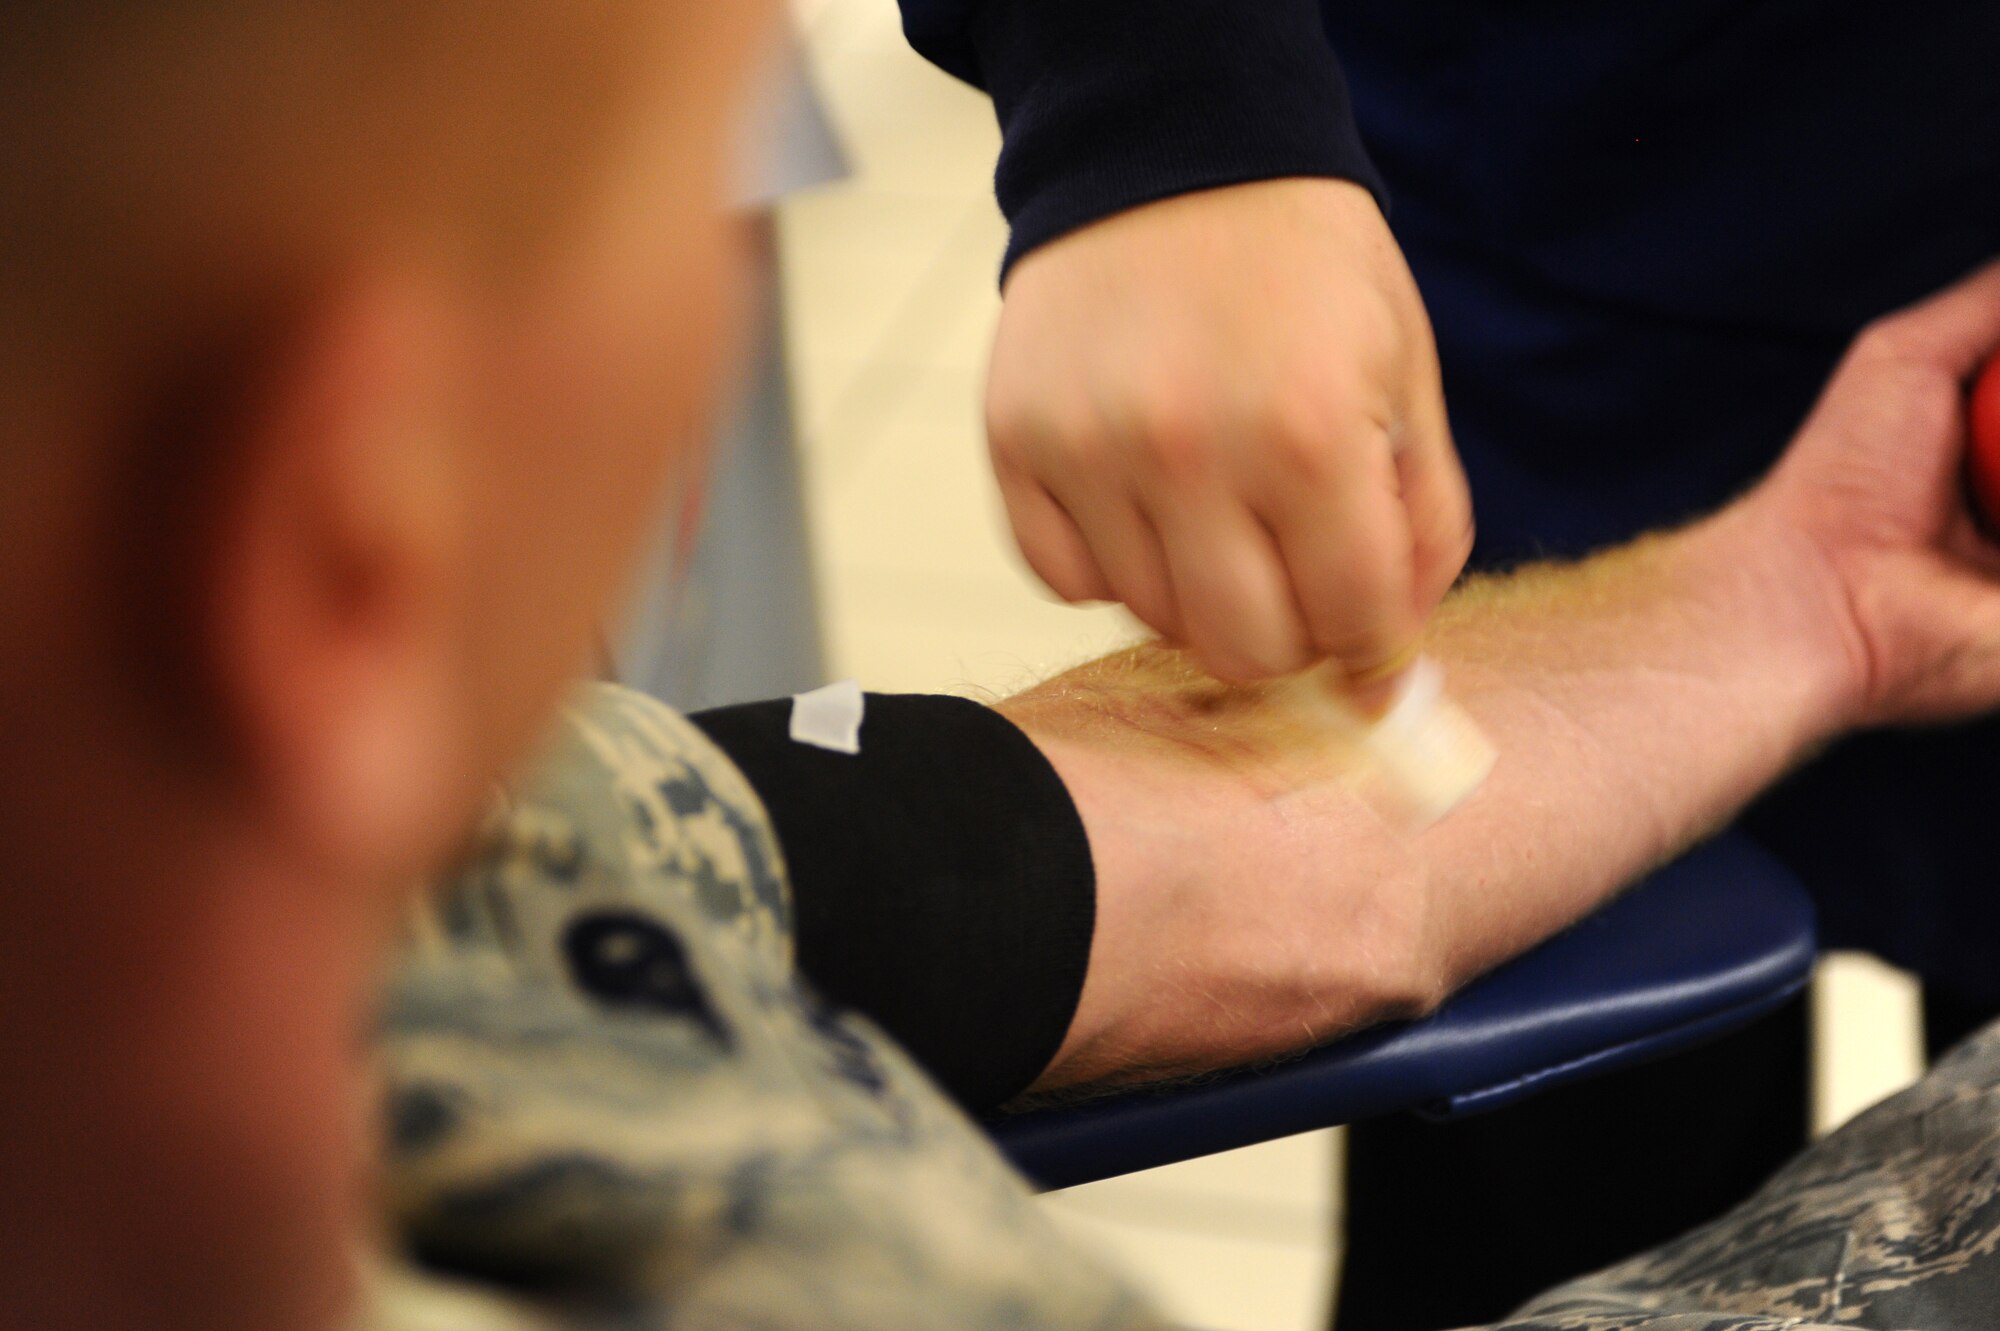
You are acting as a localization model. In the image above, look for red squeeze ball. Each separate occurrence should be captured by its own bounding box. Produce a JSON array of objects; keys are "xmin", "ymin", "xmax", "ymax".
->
[{"xmin": 1973, "ymin": 349, "xmax": 2000, "ymax": 531}]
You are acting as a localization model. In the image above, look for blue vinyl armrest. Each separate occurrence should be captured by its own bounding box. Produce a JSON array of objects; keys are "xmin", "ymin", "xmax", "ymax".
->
[{"xmin": 988, "ymin": 833, "xmax": 1816, "ymax": 1191}]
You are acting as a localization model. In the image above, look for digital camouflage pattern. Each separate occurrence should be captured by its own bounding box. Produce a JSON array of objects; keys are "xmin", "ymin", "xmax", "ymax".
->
[
  {"xmin": 360, "ymin": 681, "xmax": 2000, "ymax": 1331},
  {"xmin": 1496, "ymin": 1020, "xmax": 2000, "ymax": 1330},
  {"xmin": 362, "ymin": 682, "xmax": 1166, "ymax": 1331}
]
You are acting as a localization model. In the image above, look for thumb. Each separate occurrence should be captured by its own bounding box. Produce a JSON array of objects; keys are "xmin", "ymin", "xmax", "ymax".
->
[{"xmin": 1864, "ymin": 259, "xmax": 2000, "ymax": 381}]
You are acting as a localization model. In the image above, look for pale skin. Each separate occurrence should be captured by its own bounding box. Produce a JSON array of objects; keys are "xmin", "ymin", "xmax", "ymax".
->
[
  {"xmin": 988, "ymin": 177, "xmax": 1471, "ymax": 688},
  {"xmin": 1008, "ymin": 263, "xmax": 2000, "ymax": 1090},
  {"xmin": 0, "ymin": 6, "xmax": 775, "ymax": 1330},
  {"xmin": 5, "ymin": 4, "xmax": 2000, "ymax": 1330}
]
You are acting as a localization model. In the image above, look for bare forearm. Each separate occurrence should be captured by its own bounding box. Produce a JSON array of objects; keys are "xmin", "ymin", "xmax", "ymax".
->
[
  {"xmin": 1411, "ymin": 503, "xmax": 1851, "ymax": 991},
  {"xmin": 1005, "ymin": 499, "xmax": 1857, "ymax": 1090},
  {"xmin": 1005, "ymin": 262, "xmax": 2000, "ymax": 1094}
]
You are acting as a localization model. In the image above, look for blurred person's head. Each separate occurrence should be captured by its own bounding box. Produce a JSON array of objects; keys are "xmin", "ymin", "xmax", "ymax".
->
[{"xmin": 0, "ymin": 4, "xmax": 772, "ymax": 1328}]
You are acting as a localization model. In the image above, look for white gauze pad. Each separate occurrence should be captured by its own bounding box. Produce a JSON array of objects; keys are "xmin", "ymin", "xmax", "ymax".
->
[{"xmin": 1275, "ymin": 656, "xmax": 1495, "ymax": 832}]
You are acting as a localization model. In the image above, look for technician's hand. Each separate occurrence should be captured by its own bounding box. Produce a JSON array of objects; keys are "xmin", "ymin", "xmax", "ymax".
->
[
  {"xmin": 986, "ymin": 178, "xmax": 1473, "ymax": 685},
  {"xmin": 1749, "ymin": 259, "xmax": 2000, "ymax": 728}
]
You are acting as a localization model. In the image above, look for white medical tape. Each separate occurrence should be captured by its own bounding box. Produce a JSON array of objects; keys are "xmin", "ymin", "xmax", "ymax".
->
[{"xmin": 789, "ymin": 679, "xmax": 865, "ymax": 755}]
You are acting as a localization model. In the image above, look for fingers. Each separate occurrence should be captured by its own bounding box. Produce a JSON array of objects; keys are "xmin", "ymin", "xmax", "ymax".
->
[
  {"xmin": 1259, "ymin": 426, "xmax": 1423, "ymax": 681},
  {"xmin": 1148, "ymin": 487, "xmax": 1312, "ymax": 681},
  {"xmin": 996, "ymin": 469, "xmax": 1113, "ymax": 603},
  {"xmin": 1859, "ymin": 259, "xmax": 2000, "ymax": 380},
  {"xmin": 1039, "ymin": 475, "xmax": 1183, "ymax": 642},
  {"xmin": 1004, "ymin": 415, "xmax": 1445, "ymax": 684}
]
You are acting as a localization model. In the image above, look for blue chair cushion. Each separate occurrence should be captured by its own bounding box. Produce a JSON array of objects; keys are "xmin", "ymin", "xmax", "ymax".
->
[{"xmin": 988, "ymin": 832, "xmax": 1816, "ymax": 1191}]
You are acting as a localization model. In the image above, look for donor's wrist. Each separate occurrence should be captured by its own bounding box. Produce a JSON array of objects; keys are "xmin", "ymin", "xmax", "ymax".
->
[{"xmin": 1685, "ymin": 496, "xmax": 1869, "ymax": 751}]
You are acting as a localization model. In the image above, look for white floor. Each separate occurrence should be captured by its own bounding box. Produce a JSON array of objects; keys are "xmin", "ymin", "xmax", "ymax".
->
[{"xmin": 778, "ymin": 4, "xmax": 1928, "ymax": 1327}]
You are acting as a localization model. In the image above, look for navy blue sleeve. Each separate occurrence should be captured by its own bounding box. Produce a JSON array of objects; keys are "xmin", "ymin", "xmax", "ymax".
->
[{"xmin": 898, "ymin": 0, "xmax": 1385, "ymax": 275}]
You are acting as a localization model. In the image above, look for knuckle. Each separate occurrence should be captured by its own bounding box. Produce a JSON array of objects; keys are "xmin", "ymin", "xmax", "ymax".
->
[
  {"xmin": 986, "ymin": 405, "xmax": 1057, "ymax": 461},
  {"xmin": 1130, "ymin": 398, "xmax": 1214, "ymax": 483},
  {"xmin": 989, "ymin": 394, "xmax": 1105, "ymax": 467},
  {"xmin": 1147, "ymin": 428, "xmax": 1210, "ymax": 486},
  {"xmin": 1262, "ymin": 403, "xmax": 1349, "ymax": 481},
  {"xmin": 982, "ymin": 381, "xmax": 1039, "ymax": 437},
  {"xmin": 1852, "ymin": 317, "xmax": 1919, "ymax": 367}
]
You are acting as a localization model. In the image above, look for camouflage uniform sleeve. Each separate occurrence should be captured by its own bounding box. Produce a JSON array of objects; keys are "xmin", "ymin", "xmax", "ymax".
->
[
  {"xmin": 1490, "ymin": 1022, "xmax": 2000, "ymax": 1331},
  {"xmin": 362, "ymin": 682, "xmax": 1169, "ymax": 1331}
]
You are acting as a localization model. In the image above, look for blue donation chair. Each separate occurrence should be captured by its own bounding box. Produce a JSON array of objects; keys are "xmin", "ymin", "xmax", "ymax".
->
[{"xmin": 989, "ymin": 832, "xmax": 1816, "ymax": 1191}]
